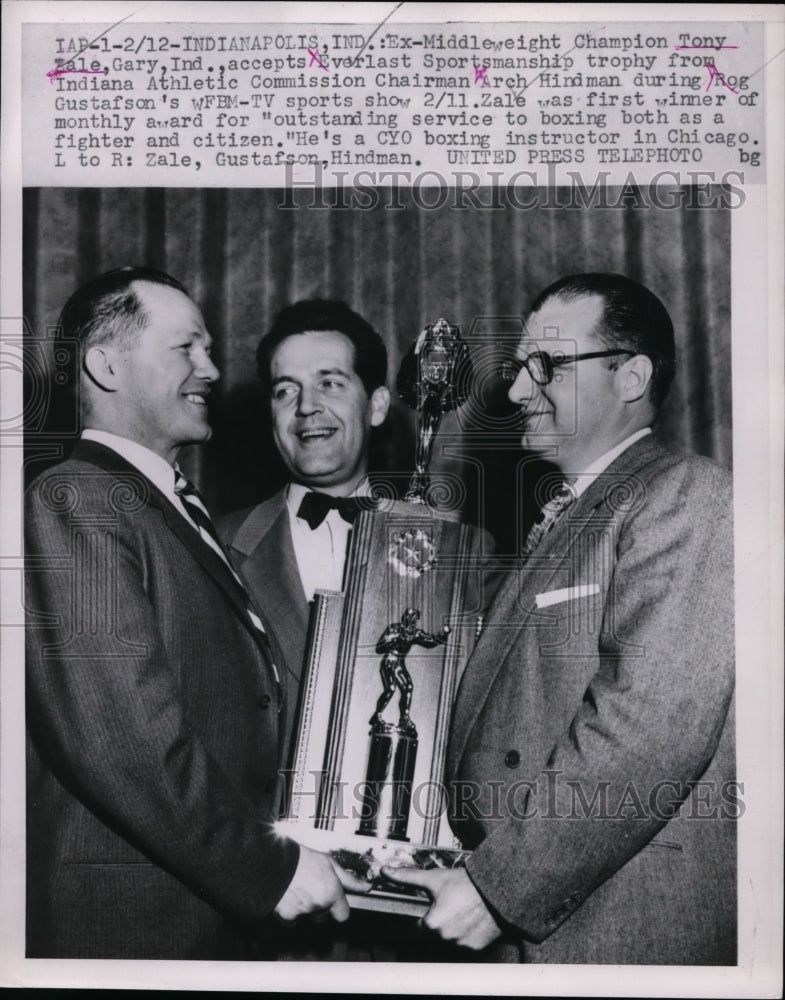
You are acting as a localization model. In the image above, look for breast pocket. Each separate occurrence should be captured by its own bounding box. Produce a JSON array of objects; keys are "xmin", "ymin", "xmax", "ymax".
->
[{"xmin": 533, "ymin": 584, "xmax": 605, "ymax": 657}]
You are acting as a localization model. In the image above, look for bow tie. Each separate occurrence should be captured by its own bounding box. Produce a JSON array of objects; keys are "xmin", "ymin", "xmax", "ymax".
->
[{"xmin": 297, "ymin": 491, "xmax": 368, "ymax": 530}]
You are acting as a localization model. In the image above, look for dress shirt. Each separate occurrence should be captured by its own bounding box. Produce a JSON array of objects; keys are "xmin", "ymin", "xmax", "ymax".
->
[
  {"xmin": 81, "ymin": 429, "xmax": 195, "ymax": 527},
  {"xmin": 570, "ymin": 427, "xmax": 652, "ymax": 498},
  {"xmin": 286, "ymin": 480, "xmax": 371, "ymax": 602}
]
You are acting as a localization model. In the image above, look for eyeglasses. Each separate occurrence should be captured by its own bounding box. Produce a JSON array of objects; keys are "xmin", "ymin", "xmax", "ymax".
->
[{"xmin": 498, "ymin": 349, "xmax": 636, "ymax": 387}]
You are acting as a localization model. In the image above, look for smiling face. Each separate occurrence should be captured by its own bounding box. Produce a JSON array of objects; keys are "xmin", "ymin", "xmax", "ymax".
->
[
  {"xmin": 269, "ymin": 330, "xmax": 390, "ymax": 496},
  {"xmin": 109, "ymin": 281, "xmax": 219, "ymax": 463},
  {"xmin": 507, "ymin": 294, "xmax": 631, "ymax": 473}
]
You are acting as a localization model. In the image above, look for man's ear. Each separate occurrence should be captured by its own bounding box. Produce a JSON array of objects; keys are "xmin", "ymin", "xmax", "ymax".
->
[
  {"xmin": 369, "ymin": 386, "xmax": 391, "ymax": 427},
  {"xmin": 83, "ymin": 344, "xmax": 121, "ymax": 393},
  {"xmin": 619, "ymin": 354, "xmax": 653, "ymax": 403}
]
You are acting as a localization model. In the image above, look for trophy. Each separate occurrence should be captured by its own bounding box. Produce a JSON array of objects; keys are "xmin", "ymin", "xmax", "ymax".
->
[
  {"xmin": 397, "ymin": 318, "xmax": 472, "ymax": 504},
  {"xmin": 356, "ymin": 608, "xmax": 451, "ymax": 841},
  {"xmin": 353, "ymin": 320, "xmax": 471, "ymax": 843},
  {"xmin": 283, "ymin": 319, "xmax": 482, "ymax": 914}
]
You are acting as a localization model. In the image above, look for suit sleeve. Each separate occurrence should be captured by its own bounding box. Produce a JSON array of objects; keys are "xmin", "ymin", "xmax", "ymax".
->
[
  {"xmin": 465, "ymin": 458, "xmax": 735, "ymax": 941},
  {"xmin": 25, "ymin": 476, "xmax": 299, "ymax": 924}
]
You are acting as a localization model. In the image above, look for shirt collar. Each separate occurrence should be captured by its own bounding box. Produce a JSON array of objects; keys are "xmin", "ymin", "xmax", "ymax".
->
[
  {"xmin": 571, "ymin": 428, "xmax": 652, "ymax": 498},
  {"xmin": 82, "ymin": 428, "xmax": 178, "ymax": 498}
]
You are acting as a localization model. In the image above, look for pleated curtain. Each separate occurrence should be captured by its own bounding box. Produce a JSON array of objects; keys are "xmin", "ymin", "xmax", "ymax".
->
[{"xmin": 23, "ymin": 186, "xmax": 731, "ymax": 553}]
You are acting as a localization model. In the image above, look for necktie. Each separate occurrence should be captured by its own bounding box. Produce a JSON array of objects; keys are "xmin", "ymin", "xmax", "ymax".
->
[
  {"xmin": 297, "ymin": 491, "xmax": 369, "ymax": 530},
  {"xmin": 174, "ymin": 470, "xmax": 278, "ymax": 681},
  {"xmin": 522, "ymin": 483, "xmax": 577, "ymax": 558}
]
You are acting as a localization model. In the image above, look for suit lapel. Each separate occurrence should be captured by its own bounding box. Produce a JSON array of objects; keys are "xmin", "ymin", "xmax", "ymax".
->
[
  {"xmin": 155, "ymin": 500, "xmax": 265, "ymax": 632},
  {"xmin": 228, "ymin": 491, "xmax": 310, "ymax": 685},
  {"xmin": 448, "ymin": 435, "xmax": 669, "ymax": 774},
  {"xmin": 70, "ymin": 440, "xmax": 267, "ymax": 651}
]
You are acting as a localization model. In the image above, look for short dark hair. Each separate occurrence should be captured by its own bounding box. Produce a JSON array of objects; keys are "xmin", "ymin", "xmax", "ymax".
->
[
  {"xmin": 530, "ymin": 273, "xmax": 676, "ymax": 408},
  {"xmin": 256, "ymin": 299, "xmax": 387, "ymax": 397},
  {"xmin": 55, "ymin": 267, "xmax": 189, "ymax": 414},
  {"xmin": 59, "ymin": 266, "xmax": 188, "ymax": 353}
]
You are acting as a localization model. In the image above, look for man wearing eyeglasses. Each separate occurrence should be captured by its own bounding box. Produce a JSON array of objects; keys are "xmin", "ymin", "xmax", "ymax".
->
[{"xmin": 386, "ymin": 273, "xmax": 736, "ymax": 965}]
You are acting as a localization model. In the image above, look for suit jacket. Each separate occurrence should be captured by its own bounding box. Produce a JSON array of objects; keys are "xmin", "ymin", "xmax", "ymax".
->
[
  {"xmin": 448, "ymin": 436, "xmax": 736, "ymax": 965},
  {"xmin": 25, "ymin": 441, "xmax": 299, "ymax": 960},
  {"xmin": 219, "ymin": 489, "xmax": 307, "ymax": 771}
]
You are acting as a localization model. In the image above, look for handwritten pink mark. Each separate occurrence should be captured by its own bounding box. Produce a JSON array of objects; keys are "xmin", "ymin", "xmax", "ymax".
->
[
  {"xmin": 308, "ymin": 48, "xmax": 327, "ymax": 71},
  {"xmin": 46, "ymin": 66, "xmax": 108, "ymax": 83},
  {"xmin": 474, "ymin": 64, "xmax": 490, "ymax": 86},
  {"xmin": 706, "ymin": 60, "xmax": 739, "ymax": 94}
]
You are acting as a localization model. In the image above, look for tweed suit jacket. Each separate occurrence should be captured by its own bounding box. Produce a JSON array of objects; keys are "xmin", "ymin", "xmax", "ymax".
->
[
  {"xmin": 25, "ymin": 440, "xmax": 299, "ymax": 960},
  {"xmin": 447, "ymin": 436, "xmax": 736, "ymax": 965}
]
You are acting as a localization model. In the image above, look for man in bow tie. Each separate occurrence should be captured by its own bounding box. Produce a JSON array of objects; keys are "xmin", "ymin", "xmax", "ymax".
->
[
  {"xmin": 25, "ymin": 269, "xmax": 365, "ymax": 960},
  {"xmin": 220, "ymin": 300, "xmax": 391, "ymax": 775},
  {"xmin": 386, "ymin": 273, "xmax": 737, "ymax": 965},
  {"xmin": 219, "ymin": 300, "xmax": 401, "ymax": 962}
]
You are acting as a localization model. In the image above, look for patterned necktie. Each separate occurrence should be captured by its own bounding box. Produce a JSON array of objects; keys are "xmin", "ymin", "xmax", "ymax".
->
[
  {"xmin": 174, "ymin": 470, "xmax": 278, "ymax": 681},
  {"xmin": 297, "ymin": 491, "xmax": 368, "ymax": 530},
  {"xmin": 522, "ymin": 483, "xmax": 577, "ymax": 558}
]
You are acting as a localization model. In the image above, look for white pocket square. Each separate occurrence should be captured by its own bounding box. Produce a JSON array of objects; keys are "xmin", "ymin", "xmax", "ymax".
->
[{"xmin": 535, "ymin": 584, "xmax": 600, "ymax": 609}]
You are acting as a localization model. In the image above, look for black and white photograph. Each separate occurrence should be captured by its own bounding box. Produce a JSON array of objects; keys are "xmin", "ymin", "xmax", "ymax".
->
[{"xmin": 1, "ymin": 3, "xmax": 782, "ymax": 996}]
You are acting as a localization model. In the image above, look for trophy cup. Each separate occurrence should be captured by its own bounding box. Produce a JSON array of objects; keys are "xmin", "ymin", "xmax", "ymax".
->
[
  {"xmin": 397, "ymin": 319, "xmax": 472, "ymax": 504},
  {"xmin": 283, "ymin": 319, "xmax": 482, "ymax": 913}
]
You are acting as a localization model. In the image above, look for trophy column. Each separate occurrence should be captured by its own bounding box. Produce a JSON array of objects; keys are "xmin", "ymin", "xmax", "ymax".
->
[{"xmin": 356, "ymin": 727, "xmax": 418, "ymax": 841}]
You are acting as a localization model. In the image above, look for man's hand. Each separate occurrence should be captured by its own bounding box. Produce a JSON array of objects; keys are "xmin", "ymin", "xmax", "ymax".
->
[
  {"xmin": 382, "ymin": 865, "xmax": 502, "ymax": 950},
  {"xmin": 275, "ymin": 845, "xmax": 370, "ymax": 923}
]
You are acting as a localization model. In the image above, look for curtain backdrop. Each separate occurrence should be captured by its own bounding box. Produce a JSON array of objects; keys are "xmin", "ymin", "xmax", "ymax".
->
[{"xmin": 23, "ymin": 186, "xmax": 731, "ymax": 554}]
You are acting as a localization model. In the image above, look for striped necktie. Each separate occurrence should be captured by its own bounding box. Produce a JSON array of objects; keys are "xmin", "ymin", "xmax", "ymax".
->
[
  {"xmin": 522, "ymin": 483, "xmax": 577, "ymax": 558},
  {"xmin": 174, "ymin": 470, "xmax": 278, "ymax": 681}
]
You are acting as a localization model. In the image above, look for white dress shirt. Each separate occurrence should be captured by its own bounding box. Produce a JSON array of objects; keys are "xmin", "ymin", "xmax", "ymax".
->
[
  {"xmin": 570, "ymin": 427, "xmax": 652, "ymax": 498},
  {"xmin": 81, "ymin": 428, "xmax": 195, "ymax": 527},
  {"xmin": 286, "ymin": 481, "xmax": 371, "ymax": 602}
]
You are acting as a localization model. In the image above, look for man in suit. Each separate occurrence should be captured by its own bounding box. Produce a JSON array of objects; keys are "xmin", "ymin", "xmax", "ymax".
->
[
  {"xmin": 222, "ymin": 301, "xmax": 504, "ymax": 963},
  {"xmin": 220, "ymin": 299, "xmax": 391, "ymax": 772},
  {"xmin": 386, "ymin": 273, "xmax": 737, "ymax": 964},
  {"xmin": 25, "ymin": 268, "xmax": 365, "ymax": 960}
]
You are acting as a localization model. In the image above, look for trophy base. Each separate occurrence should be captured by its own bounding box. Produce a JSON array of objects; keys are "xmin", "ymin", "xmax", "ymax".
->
[
  {"xmin": 276, "ymin": 821, "xmax": 471, "ymax": 916},
  {"xmin": 356, "ymin": 727, "xmax": 418, "ymax": 841},
  {"xmin": 348, "ymin": 891, "xmax": 429, "ymax": 917}
]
